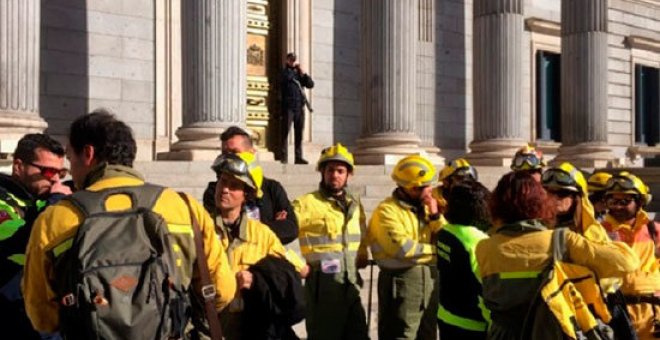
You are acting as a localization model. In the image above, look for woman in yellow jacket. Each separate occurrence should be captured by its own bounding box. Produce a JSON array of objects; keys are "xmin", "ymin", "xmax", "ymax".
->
[
  {"xmin": 476, "ymin": 171, "xmax": 639, "ymax": 340},
  {"xmin": 211, "ymin": 152, "xmax": 307, "ymax": 339}
]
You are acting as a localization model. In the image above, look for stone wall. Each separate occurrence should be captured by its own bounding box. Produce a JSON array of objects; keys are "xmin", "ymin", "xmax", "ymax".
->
[
  {"xmin": 310, "ymin": 0, "xmax": 361, "ymax": 147},
  {"xmin": 40, "ymin": 0, "xmax": 155, "ymax": 159},
  {"xmin": 607, "ymin": 0, "xmax": 660, "ymax": 158}
]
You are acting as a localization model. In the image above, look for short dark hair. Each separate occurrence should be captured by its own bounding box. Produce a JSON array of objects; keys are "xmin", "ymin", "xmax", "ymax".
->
[
  {"xmin": 68, "ymin": 109, "xmax": 137, "ymax": 167},
  {"xmin": 490, "ymin": 171, "xmax": 556, "ymax": 225},
  {"xmin": 14, "ymin": 133, "xmax": 65, "ymax": 163},
  {"xmin": 286, "ymin": 52, "xmax": 296, "ymax": 60},
  {"xmin": 445, "ymin": 181, "xmax": 491, "ymax": 231},
  {"xmin": 220, "ymin": 126, "xmax": 253, "ymax": 146}
]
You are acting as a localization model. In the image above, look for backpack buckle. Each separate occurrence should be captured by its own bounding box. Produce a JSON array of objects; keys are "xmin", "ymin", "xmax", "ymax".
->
[
  {"xmin": 201, "ymin": 284, "xmax": 216, "ymax": 300},
  {"xmin": 61, "ymin": 293, "xmax": 76, "ymax": 307}
]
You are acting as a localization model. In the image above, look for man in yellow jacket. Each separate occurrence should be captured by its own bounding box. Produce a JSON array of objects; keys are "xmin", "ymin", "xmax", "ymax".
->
[
  {"xmin": 211, "ymin": 151, "xmax": 307, "ymax": 339},
  {"xmin": 293, "ymin": 143, "xmax": 369, "ymax": 340},
  {"xmin": 369, "ymin": 154, "xmax": 443, "ymax": 339},
  {"xmin": 602, "ymin": 172, "xmax": 660, "ymax": 340},
  {"xmin": 22, "ymin": 110, "xmax": 236, "ymax": 337}
]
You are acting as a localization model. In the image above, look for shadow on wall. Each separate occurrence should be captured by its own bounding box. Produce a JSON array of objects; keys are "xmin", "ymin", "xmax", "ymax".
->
[
  {"xmin": 39, "ymin": 0, "xmax": 89, "ymax": 138},
  {"xmin": 332, "ymin": 0, "xmax": 361, "ymax": 145},
  {"xmin": 435, "ymin": 0, "xmax": 469, "ymax": 160}
]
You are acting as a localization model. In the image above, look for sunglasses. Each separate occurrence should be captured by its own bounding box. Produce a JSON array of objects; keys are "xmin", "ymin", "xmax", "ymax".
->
[
  {"xmin": 27, "ymin": 162, "xmax": 68, "ymax": 180},
  {"xmin": 542, "ymin": 169, "xmax": 576, "ymax": 187},
  {"xmin": 513, "ymin": 154, "xmax": 542, "ymax": 168},
  {"xmin": 606, "ymin": 197, "xmax": 635, "ymax": 207}
]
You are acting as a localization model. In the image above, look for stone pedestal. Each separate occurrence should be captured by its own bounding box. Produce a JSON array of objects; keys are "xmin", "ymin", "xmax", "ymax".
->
[
  {"xmin": 555, "ymin": 0, "xmax": 614, "ymax": 167},
  {"xmin": 354, "ymin": 0, "xmax": 423, "ymax": 165},
  {"xmin": 0, "ymin": 0, "xmax": 47, "ymax": 144},
  {"xmin": 464, "ymin": 0, "xmax": 525, "ymax": 166},
  {"xmin": 163, "ymin": 0, "xmax": 247, "ymax": 160}
]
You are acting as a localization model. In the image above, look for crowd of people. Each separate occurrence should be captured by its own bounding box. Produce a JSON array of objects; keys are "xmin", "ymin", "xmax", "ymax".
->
[{"xmin": 0, "ymin": 109, "xmax": 659, "ymax": 340}]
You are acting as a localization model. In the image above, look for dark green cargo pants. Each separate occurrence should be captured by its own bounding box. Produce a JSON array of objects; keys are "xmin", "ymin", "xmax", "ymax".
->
[{"xmin": 378, "ymin": 265, "xmax": 439, "ymax": 340}]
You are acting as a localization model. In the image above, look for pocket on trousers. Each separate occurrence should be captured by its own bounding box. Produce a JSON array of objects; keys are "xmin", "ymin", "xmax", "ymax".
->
[{"xmin": 392, "ymin": 276, "xmax": 406, "ymax": 301}]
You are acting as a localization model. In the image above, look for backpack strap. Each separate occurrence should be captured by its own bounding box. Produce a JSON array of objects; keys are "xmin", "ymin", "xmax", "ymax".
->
[
  {"xmin": 66, "ymin": 184, "xmax": 164, "ymax": 217},
  {"xmin": 178, "ymin": 192, "xmax": 223, "ymax": 340}
]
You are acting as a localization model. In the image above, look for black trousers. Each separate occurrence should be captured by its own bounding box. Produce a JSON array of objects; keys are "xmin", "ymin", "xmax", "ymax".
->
[{"xmin": 280, "ymin": 106, "xmax": 304, "ymax": 161}]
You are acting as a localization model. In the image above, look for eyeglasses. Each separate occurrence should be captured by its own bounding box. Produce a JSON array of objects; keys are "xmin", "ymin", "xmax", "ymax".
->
[
  {"xmin": 27, "ymin": 162, "xmax": 68, "ymax": 180},
  {"xmin": 513, "ymin": 154, "xmax": 542, "ymax": 169},
  {"xmin": 606, "ymin": 197, "xmax": 635, "ymax": 207},
  {"xmin": 542, "ymin": 169, "xmax": 576, "ymax": 187}
]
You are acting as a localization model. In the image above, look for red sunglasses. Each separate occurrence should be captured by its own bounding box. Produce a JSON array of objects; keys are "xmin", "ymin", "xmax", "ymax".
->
[{"xmin": 27, "ymin": 162, "xmax": 68, "ymax": 180}]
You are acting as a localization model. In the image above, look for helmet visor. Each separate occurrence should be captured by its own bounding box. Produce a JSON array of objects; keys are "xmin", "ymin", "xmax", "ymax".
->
[
  {"xmin": 606, "ymin": 176, "xmax": 637, "ymax": 191},
  {"xmin": 212, "ymin": 154, "xmax": 249, "ymax": 177},
  {"xmin": 452, "ymin": 167, "xmax": 477, "ymax": 180}
]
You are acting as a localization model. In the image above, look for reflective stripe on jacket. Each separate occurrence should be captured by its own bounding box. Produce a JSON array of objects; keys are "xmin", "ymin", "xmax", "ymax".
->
[
  {"xmin": 22, "ymin": 165, "xmax": 237, "ymax": 333},
  {"xmin": 368, "ymin": 195, "xmax": 443, "ymax": 270},
  {"xmin": 293, "ymin": 189, "xmax": 367, "ymax": 282},
  {"xmin": 436, "ymin": 223, "xmax": 490, "ymax": 331}
]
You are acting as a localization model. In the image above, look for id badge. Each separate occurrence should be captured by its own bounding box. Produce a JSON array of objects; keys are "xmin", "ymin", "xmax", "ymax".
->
[{"xmin": 321, "ymin": 259, "xmax": 341, "ymax": 274}]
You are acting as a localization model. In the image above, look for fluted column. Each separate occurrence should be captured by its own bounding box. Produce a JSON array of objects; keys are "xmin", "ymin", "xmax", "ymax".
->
[
  {"xmin": 464, "ymin": 0, "xmax": 525, "ymax": 166},
  {"xmin": 0, "ymin": 0, "xmax": 47, "ymax": 145},
  {"xmin": 554, "ymin": 0, "xmax": 613, "ymax": 168},
  {"xmin": 354, "ymin": 0, "xmax": 422, "ymax": 165},
  {"xmin": 167, "ymin": 0, "xmax": 247, "ymax": 160}
]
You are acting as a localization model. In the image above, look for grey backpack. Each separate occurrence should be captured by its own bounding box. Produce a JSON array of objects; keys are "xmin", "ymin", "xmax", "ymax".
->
[{"xmin": 55, "ymin": 185, "xmax": 189, "ymax": 340}]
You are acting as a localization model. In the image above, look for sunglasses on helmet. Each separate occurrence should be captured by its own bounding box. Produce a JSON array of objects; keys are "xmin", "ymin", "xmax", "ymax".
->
[
  {"xmin": 542, "ymin": 169, "xmax": 576, "ymax": 187},
  {"xmin": 27, "ymin": 162, "xmax": 68, "ymax": 180}
]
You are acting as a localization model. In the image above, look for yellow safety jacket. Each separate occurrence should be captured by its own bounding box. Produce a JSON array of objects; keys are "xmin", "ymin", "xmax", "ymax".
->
[
  {"xmin": 368, "ymin": 193, "xmax": 444, "ymax": 270},
  {"xmin": 22, "ymin": 164, "xmax": 237, "ymax": 333},
  {"xmin": 293, "ymin": 188, "xmax": 367, "ymax": 282},
  {"xmin": 603, "ymin": 210, "xmax": 660, "ymax": 339},
  {"xmin": 216, "ymin": 212, "xmax": 306, "ymax": 273}
]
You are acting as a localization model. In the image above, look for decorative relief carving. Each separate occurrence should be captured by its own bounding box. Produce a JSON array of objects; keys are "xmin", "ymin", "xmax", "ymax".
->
[{"xmin": 247, "ymin": 44, "xmax": 265, "ymax": 66}]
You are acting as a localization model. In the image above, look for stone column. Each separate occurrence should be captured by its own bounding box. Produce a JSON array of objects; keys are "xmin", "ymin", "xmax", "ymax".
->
[
  {"xmin": 354, "ymin": 0, "xmax": 422, "ymax": 165},
  {"xmin": 464, "ymin": 0, "xmax": 525, "ymax": 166},
  {"xmin": 166, "ymin": 0, "xmax": 247, "ymax": 160},
  {"xmin": 554, "ymin": 0, "xmax": 613, "ymax": 168},
  {"xmin": 0, "ymin": 0, "xmax": 48, "ymax": 153}
]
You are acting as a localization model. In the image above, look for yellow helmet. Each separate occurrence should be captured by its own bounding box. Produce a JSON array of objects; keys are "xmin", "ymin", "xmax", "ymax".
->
[
  {"xmin": 317, "ymin": 143, "xmax": 355, "ymax": 172},
  {"xmin": 211, "ymin": 152, "xmax": 264, "ymax": 198},
  {"xmin": 511, "ymin": 144, "xmax": 546, "ymax": 171},
  {"xmin": 541, "ymin": 162, "xmax": 587, "ymax": 194},
  {"xmin": 438, "ymin": 158, "xmax": 478, "ymax": 182},
  {"xmin": 605, "ymin": 171, "xmax": 651, "ymax": 205},
  {"xmin": 587, "ymin": 172, "xmax": 613, "ymax": 193},
  {"xmin": 391, "ymin": 154, "xmax": 437, "ymax": 189}
]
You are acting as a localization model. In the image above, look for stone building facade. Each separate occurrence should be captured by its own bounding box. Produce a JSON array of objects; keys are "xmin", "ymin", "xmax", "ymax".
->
[{"xmin": 1, "ymin": 0, "xmax": 659, "ymax": 167}]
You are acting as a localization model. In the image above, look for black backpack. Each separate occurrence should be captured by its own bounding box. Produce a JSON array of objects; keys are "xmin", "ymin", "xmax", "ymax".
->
[{"xmin": 55, "ymin": 185, "xmax": 189, "ymax": 340}]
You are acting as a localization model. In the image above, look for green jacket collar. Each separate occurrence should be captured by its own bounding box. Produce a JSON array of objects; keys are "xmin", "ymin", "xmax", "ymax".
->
[
  {"xmin": 215, "ymin": 210, "xmax": 249, "ymax": 242},
  {"xmin": 318, "ymin": 183, "xmax": 357, "ymax": 217},
  {"xmin": 83, "ymin": 163, "xmax": 145, "ymax": 189},
  {"xmin": 496, "ymin": 219, "xmax": 548, "ymax": 236}
]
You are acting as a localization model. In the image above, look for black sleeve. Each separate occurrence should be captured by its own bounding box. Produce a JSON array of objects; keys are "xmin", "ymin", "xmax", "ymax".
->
[
  {"xmin": 262, "ymin": 180, "xmax": 298, "ymax": 245},
  {"xmin": 300, "ymin": 73, "xmax": 314, "ymax": 89},
  {"xmin": 202, "ymin": 181, "xmax": 216, "ymax": 215}
]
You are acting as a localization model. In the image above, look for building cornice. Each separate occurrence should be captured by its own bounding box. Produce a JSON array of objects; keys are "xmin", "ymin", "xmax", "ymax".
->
[
  {"xmin": 626, "ymin": 35, "xmax": 660, "ymax": 53},
  {"xmin": 525, "ymin": 17, "xmax": 561, "ymax": 37}
]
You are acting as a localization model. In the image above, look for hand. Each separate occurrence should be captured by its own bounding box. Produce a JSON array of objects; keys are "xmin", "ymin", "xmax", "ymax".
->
[
  {"xmin": 294, "ymin": 63, "xmax": 303, "ymax": 74},
  {"xmin": 299, "ymin": 264, "xmax": 310, "ymax": 279},
  {"xmin": 422, "ymin": 189, "xmax": 439, "ymax": 216},
  {"xmin": 50, "ymin": 181, "xmax": 73, "ymax": 196},
  {"xmin": 236, "ymin": 271, "xmax": 253, "ymax": 290},
  {"xmin": 275, "ymin": 210, "xmax": 287, "ymax": 221},
  {"xmin": 355, "ymin": 255, "xmax": 369, "ymax": 269}
]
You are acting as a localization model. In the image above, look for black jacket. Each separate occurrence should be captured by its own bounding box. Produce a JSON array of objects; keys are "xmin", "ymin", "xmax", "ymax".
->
[
  {"xmin": 203, "ymin": 177, "xmax": 299, "ymax": 244},
  {"xmin": 242, "ymin": 256, "xmax": 305, "ymax": 340},
  {"xmin": 280, "ymin": 66, "xmax": 314, "ymax": 110}
]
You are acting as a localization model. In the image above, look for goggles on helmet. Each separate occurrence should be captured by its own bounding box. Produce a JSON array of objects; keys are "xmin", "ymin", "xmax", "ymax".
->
[
  {"xmin": 542, "ymin": 169, "xmax": 576, "ymax": 188},
  {"xmin": 212, "ymin": 154, "xmax": 249, "ymax": 177},
  {"xmin": 605, "ymin": 176, "xmax": 638, "ymax": 192},
  {"xmin": 513, "ymin": 153, "xmax": 542, "ymax": 169}
]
